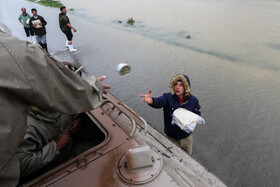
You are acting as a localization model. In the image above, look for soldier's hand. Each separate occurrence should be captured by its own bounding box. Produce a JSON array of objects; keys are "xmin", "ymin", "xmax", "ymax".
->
[
  {"xmin": 67, "ymin": 118, "xmax": 82, "ymax": 135},
  {"xmin": 56, "ymin": 132, "xmax": 71, "ymax": 151},
  {"xmin": 98, "ymin": 76, "xmax": 111, "ymax": 94}
]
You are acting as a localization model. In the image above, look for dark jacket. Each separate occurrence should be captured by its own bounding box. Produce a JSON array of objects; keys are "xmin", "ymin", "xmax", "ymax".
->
[
  {"xmin": 150, "ymin": 93, "xmax": 201, "ymax": 140},
  {"xmin": 149, "ymin": 74, "xmax": 201, "ymax": 140},
  {"xmin": 59, "ymin": 13, "xmax": 70, "ymax": 32},
  {"xmin": 29, "ymin": 15, "xmax": 47, "ymax": 36}
]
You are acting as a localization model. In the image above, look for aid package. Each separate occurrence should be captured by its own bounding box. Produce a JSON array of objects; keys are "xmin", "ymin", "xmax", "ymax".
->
[{"xmin": 171, "ymin": 108, "xmax": 205, "ymax": 133}]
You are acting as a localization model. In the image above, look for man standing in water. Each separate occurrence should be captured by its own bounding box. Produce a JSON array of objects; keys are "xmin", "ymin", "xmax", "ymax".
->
[
  {"xmin": 29, "ymin": 8, "xmax": 48, "ymax": 53},
  {"xmin": 140, "ymin": 74, "xmax": 201, "ymax": 155},
  {"xmin": 59, "ymin": 6, "xmax": 77, "ymax": 52},
  {"xmin": 18, "ymin": 7, "xmax": 36, "ymax": 43}
]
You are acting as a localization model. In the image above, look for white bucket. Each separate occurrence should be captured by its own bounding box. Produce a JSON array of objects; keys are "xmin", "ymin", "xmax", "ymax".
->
[{"xmin": 117, "ymin": 63, "xmax": 131, "ymax": 76}]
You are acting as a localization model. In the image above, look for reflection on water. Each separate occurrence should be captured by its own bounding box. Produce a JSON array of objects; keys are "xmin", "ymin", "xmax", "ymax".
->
[
  {"xmin": 64, "ymin": 0, "xmax": 280, "ymax": 71},
  {"xmin": 1, "ymin": 0, "xmax": 280, "ymax": 186}
]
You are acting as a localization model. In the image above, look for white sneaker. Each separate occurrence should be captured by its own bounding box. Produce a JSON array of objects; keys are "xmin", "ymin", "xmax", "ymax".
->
[
  {"xmin": 31, "ymin": 36, "xmax": 37, "ymax": 44},
  {"xmin": 27, "ymin": 36, "xmax": 32, "ymax": 43},
  {"xmin": 70, "ymin": 48, "xmax": 77, "ymax": 52},
  {"xmin": 68, "ymin": 44, "xmax": 77, "ymax": 52},
  {"xmin": 65, "ymin": 40, "xmax": 69, "ymax": 48}
]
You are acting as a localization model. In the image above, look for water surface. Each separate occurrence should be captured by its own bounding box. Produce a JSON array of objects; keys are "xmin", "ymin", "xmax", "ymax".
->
[{"xmin": 1, "ymin": 0, "xmax": 280, "ymax": 186}]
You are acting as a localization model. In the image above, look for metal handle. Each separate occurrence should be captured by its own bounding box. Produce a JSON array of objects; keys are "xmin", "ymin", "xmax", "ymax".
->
[
  {"xmin": 116, "ymin": 102, "xmax": 148, "ymax": 134},
  {"xmin": 75, "ymin": 65, "xmax": 84, "ymax": 74},
  {"xmin": 100, "ymin": 100, "xmax": 136, "ymax": 137}
]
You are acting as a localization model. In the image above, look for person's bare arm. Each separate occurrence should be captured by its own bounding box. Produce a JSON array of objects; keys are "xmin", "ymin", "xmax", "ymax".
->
[{"xmin": 67, "ymin": 23, "xmax": 76, "ymax": 32}]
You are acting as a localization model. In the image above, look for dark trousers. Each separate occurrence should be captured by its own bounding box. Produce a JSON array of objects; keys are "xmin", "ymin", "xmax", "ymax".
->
[
  {"xmin": 63, "ymin": 30, "xmax": 73, "ymax": 41},
  {"xmin": 24, "ymin": 27, "xmax": 34, "ymax": 37}
]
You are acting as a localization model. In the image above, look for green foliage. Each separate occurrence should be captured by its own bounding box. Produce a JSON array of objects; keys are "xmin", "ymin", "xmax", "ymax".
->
[
  {"xmin": 27, "ymin": 0, "xmax": 63, "ymax": 8},
  {"xmin": 37, "ymin": 0, "xmax": 63, "ymax": 8},
  {"xmin": 126, "ymin": 18, "xmax": 135, "ymax": 25},
  {"xmin": 69, "ymin": 8, "xmax": 74, "ymax": 11}
]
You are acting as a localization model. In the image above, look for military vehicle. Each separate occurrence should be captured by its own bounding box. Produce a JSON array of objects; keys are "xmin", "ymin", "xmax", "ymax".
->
[{"xmin": 19, "ymin": 91, "xmax": 225, "ymax": 187}]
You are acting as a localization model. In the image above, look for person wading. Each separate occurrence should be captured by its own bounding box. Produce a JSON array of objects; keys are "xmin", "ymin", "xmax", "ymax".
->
[
  {"xmin": 18, "ymin": 7, "xmax": 36, "ymax": 43},
  {"xmin": 29, "ymin": 8, "xmax": 48, "ymax": 53},
  {"xmin": 59, "ymin": 6, "xmax": 77, "ymax": 52}
]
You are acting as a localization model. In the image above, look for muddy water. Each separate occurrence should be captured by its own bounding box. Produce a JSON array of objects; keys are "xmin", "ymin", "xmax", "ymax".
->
[{"xmin": 1, "ymin": 0, "xmax": 280, "ymax": 186}]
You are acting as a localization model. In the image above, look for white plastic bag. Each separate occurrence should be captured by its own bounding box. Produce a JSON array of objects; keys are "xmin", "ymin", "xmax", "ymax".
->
[{"xmin": 171, "ymin": 108, "xmax": 205, "ymax": 133}]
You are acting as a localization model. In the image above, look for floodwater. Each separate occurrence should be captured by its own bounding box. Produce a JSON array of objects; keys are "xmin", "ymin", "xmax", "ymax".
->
[{"xmin": 1, "ymin": 0, "xmax": 280, "ymax": 186}]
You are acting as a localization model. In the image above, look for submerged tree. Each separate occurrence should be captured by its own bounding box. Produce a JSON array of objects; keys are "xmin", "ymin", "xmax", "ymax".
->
[{"xmin": 126, "ymin": 18, "xmax": 135, "ymax": 25}]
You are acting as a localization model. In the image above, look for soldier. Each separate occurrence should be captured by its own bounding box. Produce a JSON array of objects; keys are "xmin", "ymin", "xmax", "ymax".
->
[{"xmin": 0, "ymin": 30, "xmax": 110, "ymax": 186}]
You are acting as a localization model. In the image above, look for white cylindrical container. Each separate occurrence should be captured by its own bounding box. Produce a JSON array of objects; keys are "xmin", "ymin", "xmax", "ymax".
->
[{"xmin": 117, "ymin": 63, "xmax": 131, "ymax": 76}]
